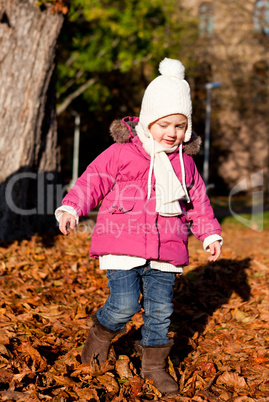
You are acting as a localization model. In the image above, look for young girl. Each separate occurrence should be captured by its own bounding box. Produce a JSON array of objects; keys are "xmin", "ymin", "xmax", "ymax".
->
[{"xmin": 55, "ymin": 58, "xmax": 222, "ymax": 395}]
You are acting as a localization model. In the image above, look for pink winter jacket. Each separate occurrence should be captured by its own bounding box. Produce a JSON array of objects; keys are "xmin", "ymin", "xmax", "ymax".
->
[{"xmin": 62, "ymin": 117, "xmax": 221, "ymax": 266}]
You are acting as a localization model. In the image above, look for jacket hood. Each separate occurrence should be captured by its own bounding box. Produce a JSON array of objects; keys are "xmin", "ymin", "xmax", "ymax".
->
[{"xmin": 109, "ymin": 116, "xmax": 202, "ymax": 156}]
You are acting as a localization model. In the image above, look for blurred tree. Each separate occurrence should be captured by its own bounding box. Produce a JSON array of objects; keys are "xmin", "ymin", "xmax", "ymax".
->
[
  {"xmin": 0, "ymin": 0, "xmax": 65, "ymax": 240},
  {"xmin": 191, "ymin": 0, "xmax": 269, "ymax": 193}
]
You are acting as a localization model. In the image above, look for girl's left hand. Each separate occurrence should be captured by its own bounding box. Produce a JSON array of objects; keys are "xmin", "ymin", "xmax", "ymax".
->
[{"xmin": 208, "ymin": 241, "xmax": 222, "ymax": 261}]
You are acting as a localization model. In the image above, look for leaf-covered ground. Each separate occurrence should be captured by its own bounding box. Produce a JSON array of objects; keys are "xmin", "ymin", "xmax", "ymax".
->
[{"xmin": 0, "ymin": 217, "xmax": 269, "ymax": 401}]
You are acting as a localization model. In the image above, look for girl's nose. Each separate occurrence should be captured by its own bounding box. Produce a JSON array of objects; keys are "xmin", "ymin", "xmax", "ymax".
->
[{"xmin": 167, "ymin": 126, "xmax": 177, "ymax": 138}]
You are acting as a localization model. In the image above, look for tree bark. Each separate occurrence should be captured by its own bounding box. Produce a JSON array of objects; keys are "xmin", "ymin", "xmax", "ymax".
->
[{"xmin": 0, "ymin": 0, "xmax": 64, "ymax": 240}]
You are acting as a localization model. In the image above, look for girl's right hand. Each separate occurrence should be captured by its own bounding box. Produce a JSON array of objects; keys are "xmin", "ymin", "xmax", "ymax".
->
[{"xmin": 59, "ymin": 212, "xmax": 77, "ymax": 235}]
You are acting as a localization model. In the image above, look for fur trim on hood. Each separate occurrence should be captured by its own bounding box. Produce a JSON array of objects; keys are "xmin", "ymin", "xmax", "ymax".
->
[{"xmin": 109, "ymin": 117, "xmax": 201, "ymax": 156}]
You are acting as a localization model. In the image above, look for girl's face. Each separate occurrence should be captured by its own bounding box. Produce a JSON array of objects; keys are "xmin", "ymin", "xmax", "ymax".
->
[{"xmin": 149, "ymin": 114, "xmax": 187, "ymax": 148}]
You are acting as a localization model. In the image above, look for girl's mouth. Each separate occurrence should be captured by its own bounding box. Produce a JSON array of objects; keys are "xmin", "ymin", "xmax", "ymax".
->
[{"xmin": 163, "ymin": 139, "xmax": 175, "ymax": 145}]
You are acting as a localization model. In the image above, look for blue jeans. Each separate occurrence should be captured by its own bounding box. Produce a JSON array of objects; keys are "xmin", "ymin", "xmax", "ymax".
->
[{"xmin": 96, "ymin": 263, "xmax": 176, "ymax": 346}]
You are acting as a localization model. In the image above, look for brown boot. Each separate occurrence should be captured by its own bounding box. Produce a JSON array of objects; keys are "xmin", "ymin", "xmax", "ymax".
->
[
  {"xmin": 81, "ymin": 313, "xmax": 125, "ymax": 364},
  {"xmin": 138, "ymin": 339, "xmax": 178, "ymax": 395}
]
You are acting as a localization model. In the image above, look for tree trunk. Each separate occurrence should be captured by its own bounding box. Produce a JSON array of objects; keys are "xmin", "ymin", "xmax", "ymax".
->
[{"xmin": 0, "ymin": 0, "xmax": 64, "ymax": 241}]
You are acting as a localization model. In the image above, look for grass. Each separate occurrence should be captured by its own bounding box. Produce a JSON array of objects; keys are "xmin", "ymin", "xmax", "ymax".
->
[
  {"xmin": 222, "ymin": 211, "xmax": 269, "ymax": 230},
  {"xmin": 209, "ymin": 195, "xmax": 269, "ymax": 231}
]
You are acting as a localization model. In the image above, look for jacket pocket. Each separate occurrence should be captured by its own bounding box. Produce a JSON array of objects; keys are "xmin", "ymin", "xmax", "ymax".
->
[{"xmin": 107, "ymin": 201, "xmax": 134, "ymax": 214}]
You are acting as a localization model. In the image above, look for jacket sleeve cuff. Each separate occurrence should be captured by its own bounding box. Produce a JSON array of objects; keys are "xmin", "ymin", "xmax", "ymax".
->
[
  {"xmin": 55, "ymin": 205, "xmax": 79, "ymax": 225},
  {"xmin": 203, "ymin": 235, "xmax": 223, "ymax": 251}
]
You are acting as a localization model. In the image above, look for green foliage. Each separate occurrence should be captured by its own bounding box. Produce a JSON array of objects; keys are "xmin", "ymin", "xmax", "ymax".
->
[
  {"xmin": 56, "ymin": 0, "xmax": 199, "ymax": 178},
  {"xmin": 56, "ymin": 0, "xmax": 198, "ymax": 112}
]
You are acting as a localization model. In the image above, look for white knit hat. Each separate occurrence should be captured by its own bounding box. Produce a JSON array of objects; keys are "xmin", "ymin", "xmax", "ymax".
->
[{"xmin": 139, "ymin": 58, "xmax": 192, "ymax": 142}]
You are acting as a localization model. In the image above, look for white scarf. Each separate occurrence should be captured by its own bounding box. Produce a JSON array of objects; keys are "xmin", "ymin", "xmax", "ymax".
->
[{"xmin": 136, "ymin": 123, "xmax": 190, "ymax": 217}]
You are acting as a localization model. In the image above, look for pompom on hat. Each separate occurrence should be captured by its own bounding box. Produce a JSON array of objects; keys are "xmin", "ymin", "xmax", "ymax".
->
[{"xmin": 139, "ymin": 58, "xmax": 192, "ymax": 142}]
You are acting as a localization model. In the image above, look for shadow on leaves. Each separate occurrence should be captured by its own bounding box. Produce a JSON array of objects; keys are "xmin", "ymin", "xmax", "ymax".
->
[{"xmin": 171, "ymin": 258, "xmax": 251, "ymax": 361}]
